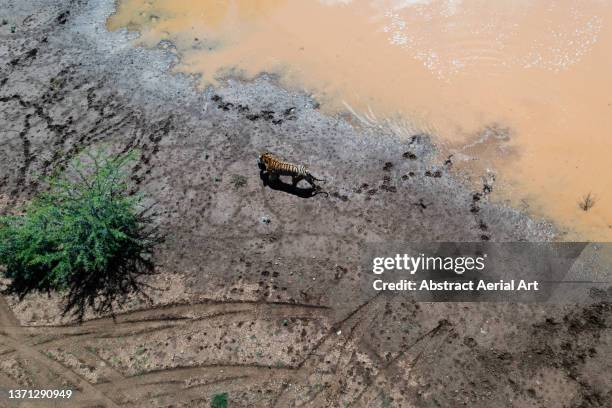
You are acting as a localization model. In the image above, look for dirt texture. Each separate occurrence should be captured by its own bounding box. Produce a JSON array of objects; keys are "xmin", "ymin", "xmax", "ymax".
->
[{"xmin": 0, "ymin": 1, "xmax": 610, "ymax": 407}]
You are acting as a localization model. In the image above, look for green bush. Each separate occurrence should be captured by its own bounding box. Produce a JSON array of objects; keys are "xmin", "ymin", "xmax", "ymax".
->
[
  {"xmin": 0, "ymin": 149, "xmax": 160, "ymax": 321},
  {"xmin": 211, "ymin": 393, "xmax": 228, "ymax": 408}
]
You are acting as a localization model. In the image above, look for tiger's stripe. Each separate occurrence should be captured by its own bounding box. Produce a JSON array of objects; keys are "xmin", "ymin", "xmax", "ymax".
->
[
  {"xmin": 259, "ymin": 153, "xmax": 306, "ymax": 177},
  {"xmin": 258, "ymin": 152, "xmax": 322, "ymax": 187}
]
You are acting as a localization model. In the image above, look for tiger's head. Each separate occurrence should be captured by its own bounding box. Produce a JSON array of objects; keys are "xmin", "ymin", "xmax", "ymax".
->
[{"xmin": 258, "ymin": 152, "xmax": 271, "ymax": 170}]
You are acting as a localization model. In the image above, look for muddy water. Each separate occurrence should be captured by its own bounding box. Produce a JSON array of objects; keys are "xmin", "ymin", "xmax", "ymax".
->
[{"xmin": 108, "ymin": 0, "xmax": 612, "ymax": 240}]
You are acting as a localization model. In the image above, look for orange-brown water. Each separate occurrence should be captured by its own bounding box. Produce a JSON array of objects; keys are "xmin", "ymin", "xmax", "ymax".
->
[{"xmin": 108, "ymin": 0, "xmax": 612, "ymax": 240}]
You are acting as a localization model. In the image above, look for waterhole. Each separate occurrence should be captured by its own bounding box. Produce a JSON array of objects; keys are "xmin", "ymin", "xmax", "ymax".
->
[{"xmin": 108, "ymin": 0, "xmax": 612, "ymax": 240}]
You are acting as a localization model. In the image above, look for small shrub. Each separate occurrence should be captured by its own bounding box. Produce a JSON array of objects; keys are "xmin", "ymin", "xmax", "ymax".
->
[
  {"xmin": 85, "ymin": 346, "xmax": 97, "ymax": 354},
  {"xmin": 211, "ymin": 392, "xmax": 228, "ymax": 408},
  {"xmin": 381, "ymin": 392, "xmax": 393, "ymax": 407},
  {"xmin": 230, "ymin": 174, "xmax": 247, "ymax": 189},
  {"xmin": 0, "ymin": 149, "xmax": 161, "ymax": 321},
  {"xmin": 578, "ymin": 192, "xmax": 596, "ymax": 211}
]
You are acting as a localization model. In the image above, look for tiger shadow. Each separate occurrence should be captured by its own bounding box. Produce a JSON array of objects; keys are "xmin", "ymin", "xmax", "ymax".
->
[{"xmin": 259, "ymin": 169, "xmax": 328, "ymax": 198}]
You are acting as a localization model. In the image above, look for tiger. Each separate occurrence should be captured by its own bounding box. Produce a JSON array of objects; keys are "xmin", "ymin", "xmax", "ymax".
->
[{"xmin": 258, "ymin": 152, "xmax": 325, "ymax": 188}]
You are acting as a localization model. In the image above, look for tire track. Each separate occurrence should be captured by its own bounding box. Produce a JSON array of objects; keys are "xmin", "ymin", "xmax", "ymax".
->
[
  {"xmin": 97, "ymin": 364, "xmax": 297, "ymax": 407},
  {"xmin": 351, "ymin": 319, "xmax": 453, "ymax": 407},
  {"xmin": 0, "ymin": 295, "xmax": 121, "ymax": 407},
  {"xmin": 2, "ymin": 297, "xmax": 335, "ymax": 406},
  {"xmin": 2, "ymin": 276, "xmax": 364, "ymax": 407},
  {"xmin": 27, "ymin": 301, "xmax": 331, "ymax": 350},
  {"xmin": 272, "ymin": 294, "xmax": 382, "ymax": 407}
]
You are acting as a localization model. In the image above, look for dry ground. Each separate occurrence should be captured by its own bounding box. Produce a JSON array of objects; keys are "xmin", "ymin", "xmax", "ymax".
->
[{"xmin": 0, "ymin": 1, "xmax": 610, "ymax": 407}]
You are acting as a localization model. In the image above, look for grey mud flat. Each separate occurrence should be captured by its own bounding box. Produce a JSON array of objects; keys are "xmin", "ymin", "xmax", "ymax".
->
[{"xmin": 0, "ymin": 1, "xmax": 610, "ymax": 407}]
